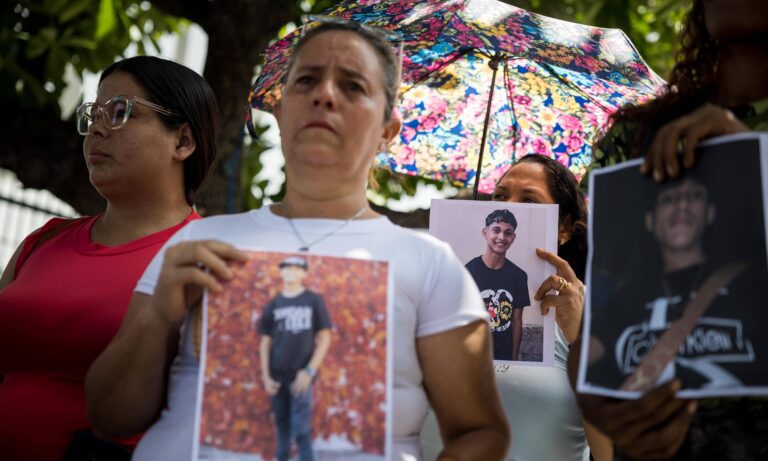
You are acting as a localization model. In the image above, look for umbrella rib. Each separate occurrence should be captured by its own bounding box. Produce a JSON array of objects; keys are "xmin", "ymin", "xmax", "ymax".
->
[
  {"xmin": 401, "ymin": 46, "xmax": 477, "ymax": 91},
  {"xmin": 538, "ymin": 61, "xmax": 614, "ymax": 114},
  {"xmin": 502, "ymin": 62, "xmax": 519, "ymax": 163}
]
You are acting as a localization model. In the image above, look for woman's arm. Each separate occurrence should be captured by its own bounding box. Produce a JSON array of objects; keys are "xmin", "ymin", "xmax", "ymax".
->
[
  {"xmin": 85, "ymin": 292, "xmax": 182, "ymax": 436},
  {"xmin": 418, "ymin": 320, "xmax": 510, "ymax": 461},
  {"xmin": 584, "ymin": 420, "xmax": 613, "ymax": 461},
  {"xmin": 85, "ymin": 240, "xmax": 248, "ymax": 437}
]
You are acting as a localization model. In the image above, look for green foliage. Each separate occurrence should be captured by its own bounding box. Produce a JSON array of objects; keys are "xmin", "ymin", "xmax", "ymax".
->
[
  {"xmin": 368, "ymin": 168, "xmax": 451, "ymax": 205},
  {"xmin": 1, "ymin": 0, "xmax": 181, "ymax": 114},
  {"xmin": 240, "ymin": 124, "xmax": 286, "ymax": 211}
]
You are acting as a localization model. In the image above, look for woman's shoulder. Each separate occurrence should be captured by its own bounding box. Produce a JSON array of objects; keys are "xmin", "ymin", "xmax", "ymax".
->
[{"xmin": 16, "ymin": 216, "xmax": 93, "ymax": 258}]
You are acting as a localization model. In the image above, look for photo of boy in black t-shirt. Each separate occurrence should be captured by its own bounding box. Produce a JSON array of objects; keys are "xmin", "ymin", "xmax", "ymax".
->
[
  {"xmin": 258, "ymin": 256, "xmax": 332, "ymax": 461},
  {"xmin": 465, "ymin": 209, "xmax": 531, "ymax": 361}
]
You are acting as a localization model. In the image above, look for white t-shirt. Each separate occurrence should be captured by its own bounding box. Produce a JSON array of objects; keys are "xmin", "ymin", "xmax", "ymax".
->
[
  {"xmin": 131, "ymin": 206, "xmax": 487, "ymax": 461},
  {"xmin": 420, "ymin": 327, "xmax": 588, "ymax": 461}
]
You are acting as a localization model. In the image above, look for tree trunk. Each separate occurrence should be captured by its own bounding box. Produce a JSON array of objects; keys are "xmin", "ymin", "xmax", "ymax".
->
[
  {"xmin": 0, "ymin": 100, "xmax": 105, "ymax": 215},
  {"xmin": 160, "ymin": 0, "xmax": 296, "ymax": 216}
]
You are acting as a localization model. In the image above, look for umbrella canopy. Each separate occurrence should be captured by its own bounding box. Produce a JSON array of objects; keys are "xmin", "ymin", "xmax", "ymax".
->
[{"xmin": 250, "ymin": 0, "xmax": 665, "ymax": 194}]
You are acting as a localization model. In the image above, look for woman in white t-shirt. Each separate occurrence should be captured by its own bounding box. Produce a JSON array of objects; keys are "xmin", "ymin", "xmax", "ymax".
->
[{"xmin": 85, "ymin": 17, "xmax": 510, "ymax": 461}]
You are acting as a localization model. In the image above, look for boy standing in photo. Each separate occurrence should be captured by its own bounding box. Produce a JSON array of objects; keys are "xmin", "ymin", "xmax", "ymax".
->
[
  {"xmin": 465, "ymin": 209, "xmax": 530, "ymax": 361},
  {"xmin": 259, "ymin": 256, "xmax": 332, "ymax": 461}
]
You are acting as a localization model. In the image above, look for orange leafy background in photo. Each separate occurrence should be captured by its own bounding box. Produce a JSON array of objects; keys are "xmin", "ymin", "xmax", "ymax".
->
[{"xmin": 200, "ymin": 251, "xmax": 389, "ymax": 459}]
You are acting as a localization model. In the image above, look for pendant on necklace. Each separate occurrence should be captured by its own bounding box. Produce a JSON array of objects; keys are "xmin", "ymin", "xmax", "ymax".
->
[{"xmin": 299, "ymin": 246, "xmax": 309, "ymax": 252}]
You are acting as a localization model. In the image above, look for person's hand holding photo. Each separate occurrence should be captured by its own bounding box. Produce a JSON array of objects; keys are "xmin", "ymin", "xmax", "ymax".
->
[{"xmin": 534, "ymin": 248, "xmax": 584, "ymax": 345}]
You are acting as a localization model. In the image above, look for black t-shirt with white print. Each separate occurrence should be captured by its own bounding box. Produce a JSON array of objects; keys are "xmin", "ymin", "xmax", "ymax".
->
[
  {"xmin": 589, "ymin": 260, "xmax": 768, "ymax": 461},
  {"xmin": 465, "ymin": 256, "xmax": 530, "ymax": 360},
  {"xmin": 258, "ymin": 290, "xmax": 332, "ymax": 384},
  {"xmin": 588, "ymin": 260, "xmax": 767, "ymax": 391}
]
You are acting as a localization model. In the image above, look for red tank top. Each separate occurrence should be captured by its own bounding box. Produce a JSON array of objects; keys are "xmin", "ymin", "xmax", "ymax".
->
[{"xmin": 0, "ymin": 212, "xmax": 199, "ymax": 460}]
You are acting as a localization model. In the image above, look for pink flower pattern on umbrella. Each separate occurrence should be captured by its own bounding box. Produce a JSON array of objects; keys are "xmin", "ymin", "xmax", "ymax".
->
[{"xmin": 249, "ymin": 0, "xmax": 664, "ymax": 193}]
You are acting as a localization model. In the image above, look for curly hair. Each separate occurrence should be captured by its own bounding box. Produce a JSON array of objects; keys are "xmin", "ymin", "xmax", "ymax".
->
[{"xmin": 610, "ymin": 0, "xmax": 719, "ymax": 155}]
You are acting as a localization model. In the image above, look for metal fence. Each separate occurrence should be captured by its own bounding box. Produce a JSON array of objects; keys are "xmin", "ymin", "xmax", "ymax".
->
[{"xmin": 0, "ymin": 169, "xmax": 79, "ymax": 273}]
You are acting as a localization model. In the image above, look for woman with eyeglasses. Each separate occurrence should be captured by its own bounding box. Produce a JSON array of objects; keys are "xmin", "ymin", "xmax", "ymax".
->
[
  {"xmin": 86, "ymin": 18, "xmax": 509, "ymax": 461},
  {"xmin": 0, "ymin": 55, "xmax": 218, "ymax": 461}
]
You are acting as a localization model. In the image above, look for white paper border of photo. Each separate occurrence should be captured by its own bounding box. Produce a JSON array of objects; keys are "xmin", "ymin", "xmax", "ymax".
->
[
  {"xmin": 192, "ymin": 250, "xmax": 394, "ymax": 460},
  {"xmin": 429, "ymin": 199, "xmax": 559, "ymax": 367},
  {"xmin": 578, "ymin": 132, "xmax": 768, "ymax": 399}
]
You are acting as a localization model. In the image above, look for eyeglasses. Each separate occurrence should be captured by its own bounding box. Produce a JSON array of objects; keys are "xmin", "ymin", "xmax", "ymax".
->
[{"xmin": 76, "ymin": 95, "xmax": 178, "ymax": 136}]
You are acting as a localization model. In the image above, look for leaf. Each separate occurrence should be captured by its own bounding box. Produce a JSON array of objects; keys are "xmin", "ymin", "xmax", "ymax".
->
[
  {"xmin": 44, "ymin": 0, "xmax": 70, "ymax": 15},
  {"xmin": 583, "ymin": 0, "xmax": 607, "ymax": 25},
  {"xmin": 59, "ymin": 0, "xmax": 92, "ymax": 23},
  {"xmin": 46, "ymin": 46, "xmax": 68, "ymax": 87},
  {"xmin": 95, "ymin": 0, "xmax": 117, "ymax": 40},
  {"xmin": 63, "ymin": 37, "xmax": 97, "ymax": 50},
  {"xmin": 651, "ymin": 0, "xmax": 686, "ymax": 17},
  {"xmin": 26, "ymin": 36, "xmax": 49, "ymax": 59},
  {"xmin": 39, "ymin": 26, "xmax": 57, "ymax": 43}
]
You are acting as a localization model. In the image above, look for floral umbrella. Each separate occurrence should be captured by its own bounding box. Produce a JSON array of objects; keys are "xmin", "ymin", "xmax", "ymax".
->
[{"xmin": 249, "ymin": 0, "xmax": 665, "ymax": 196}]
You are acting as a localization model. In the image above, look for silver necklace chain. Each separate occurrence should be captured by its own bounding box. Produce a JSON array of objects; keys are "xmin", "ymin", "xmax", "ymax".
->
[{"xmin": 283, "ymin": 203, "xmax": 369, "ymax": 252}]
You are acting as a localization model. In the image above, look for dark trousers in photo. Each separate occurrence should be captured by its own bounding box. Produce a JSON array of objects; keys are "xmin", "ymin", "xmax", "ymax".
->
[{"xmin": 271, "ymin": 383, "xmax": 314, "ymax": 461}]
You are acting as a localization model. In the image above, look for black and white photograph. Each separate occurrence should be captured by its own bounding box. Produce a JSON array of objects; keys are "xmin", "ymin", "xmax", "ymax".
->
[
  {"xmin": 430, "ymin": 199, "xmax": 559, "ymax": 365},
  {"xmin": 579, "ymin": 133, "xmax": 768, "ymax": 399}
]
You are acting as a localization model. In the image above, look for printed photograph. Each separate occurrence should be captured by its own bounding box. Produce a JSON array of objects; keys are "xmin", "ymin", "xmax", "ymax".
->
[
  {"xmin": 580, "ymin": 133, "xmax": 768, "ymax": 399},
  {"xmin": 430, "ymin": 199, "xmax": 559, "ymax": 365},
  {"xmin": 194, "ymin": 252, "xmax": 391, "ymax": 460}
]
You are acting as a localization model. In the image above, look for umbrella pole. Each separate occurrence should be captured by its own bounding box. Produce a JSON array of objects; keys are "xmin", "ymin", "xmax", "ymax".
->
[{"xmin": 473, "ymin": 56, "xmax": 501, "ymax": 200}]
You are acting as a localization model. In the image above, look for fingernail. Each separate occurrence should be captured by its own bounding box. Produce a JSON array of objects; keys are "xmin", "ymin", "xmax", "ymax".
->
[
  {"xmin": 687, "ymin": 401, "xmax": 698, "ymax": 414},
  {"xmin": 671, "ymin": 379, "xmax": 682, "ymax": 392},
  {"xmin": 640, "ymin": 163, "xmax": 648, "ymax": 174},
  {"xmin": 654, "ymin": 169, "xmax": 664, "ymax": 182},
  {"xmin": 667, "ymin": 165, "xmax": 677, "ymax": 177}
]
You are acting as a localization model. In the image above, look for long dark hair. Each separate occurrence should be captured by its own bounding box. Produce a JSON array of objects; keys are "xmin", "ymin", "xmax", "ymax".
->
[
  {"xmin": 500, "ymin": 154, "xmax": 588, "ymax": 279},
  {"xmin": 100, "ymin": 56, "xmax": 219, "ymax": 205},
  {"xmin": 610, "ymin": 0, "xmax": 717, "ymax": 155}
]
